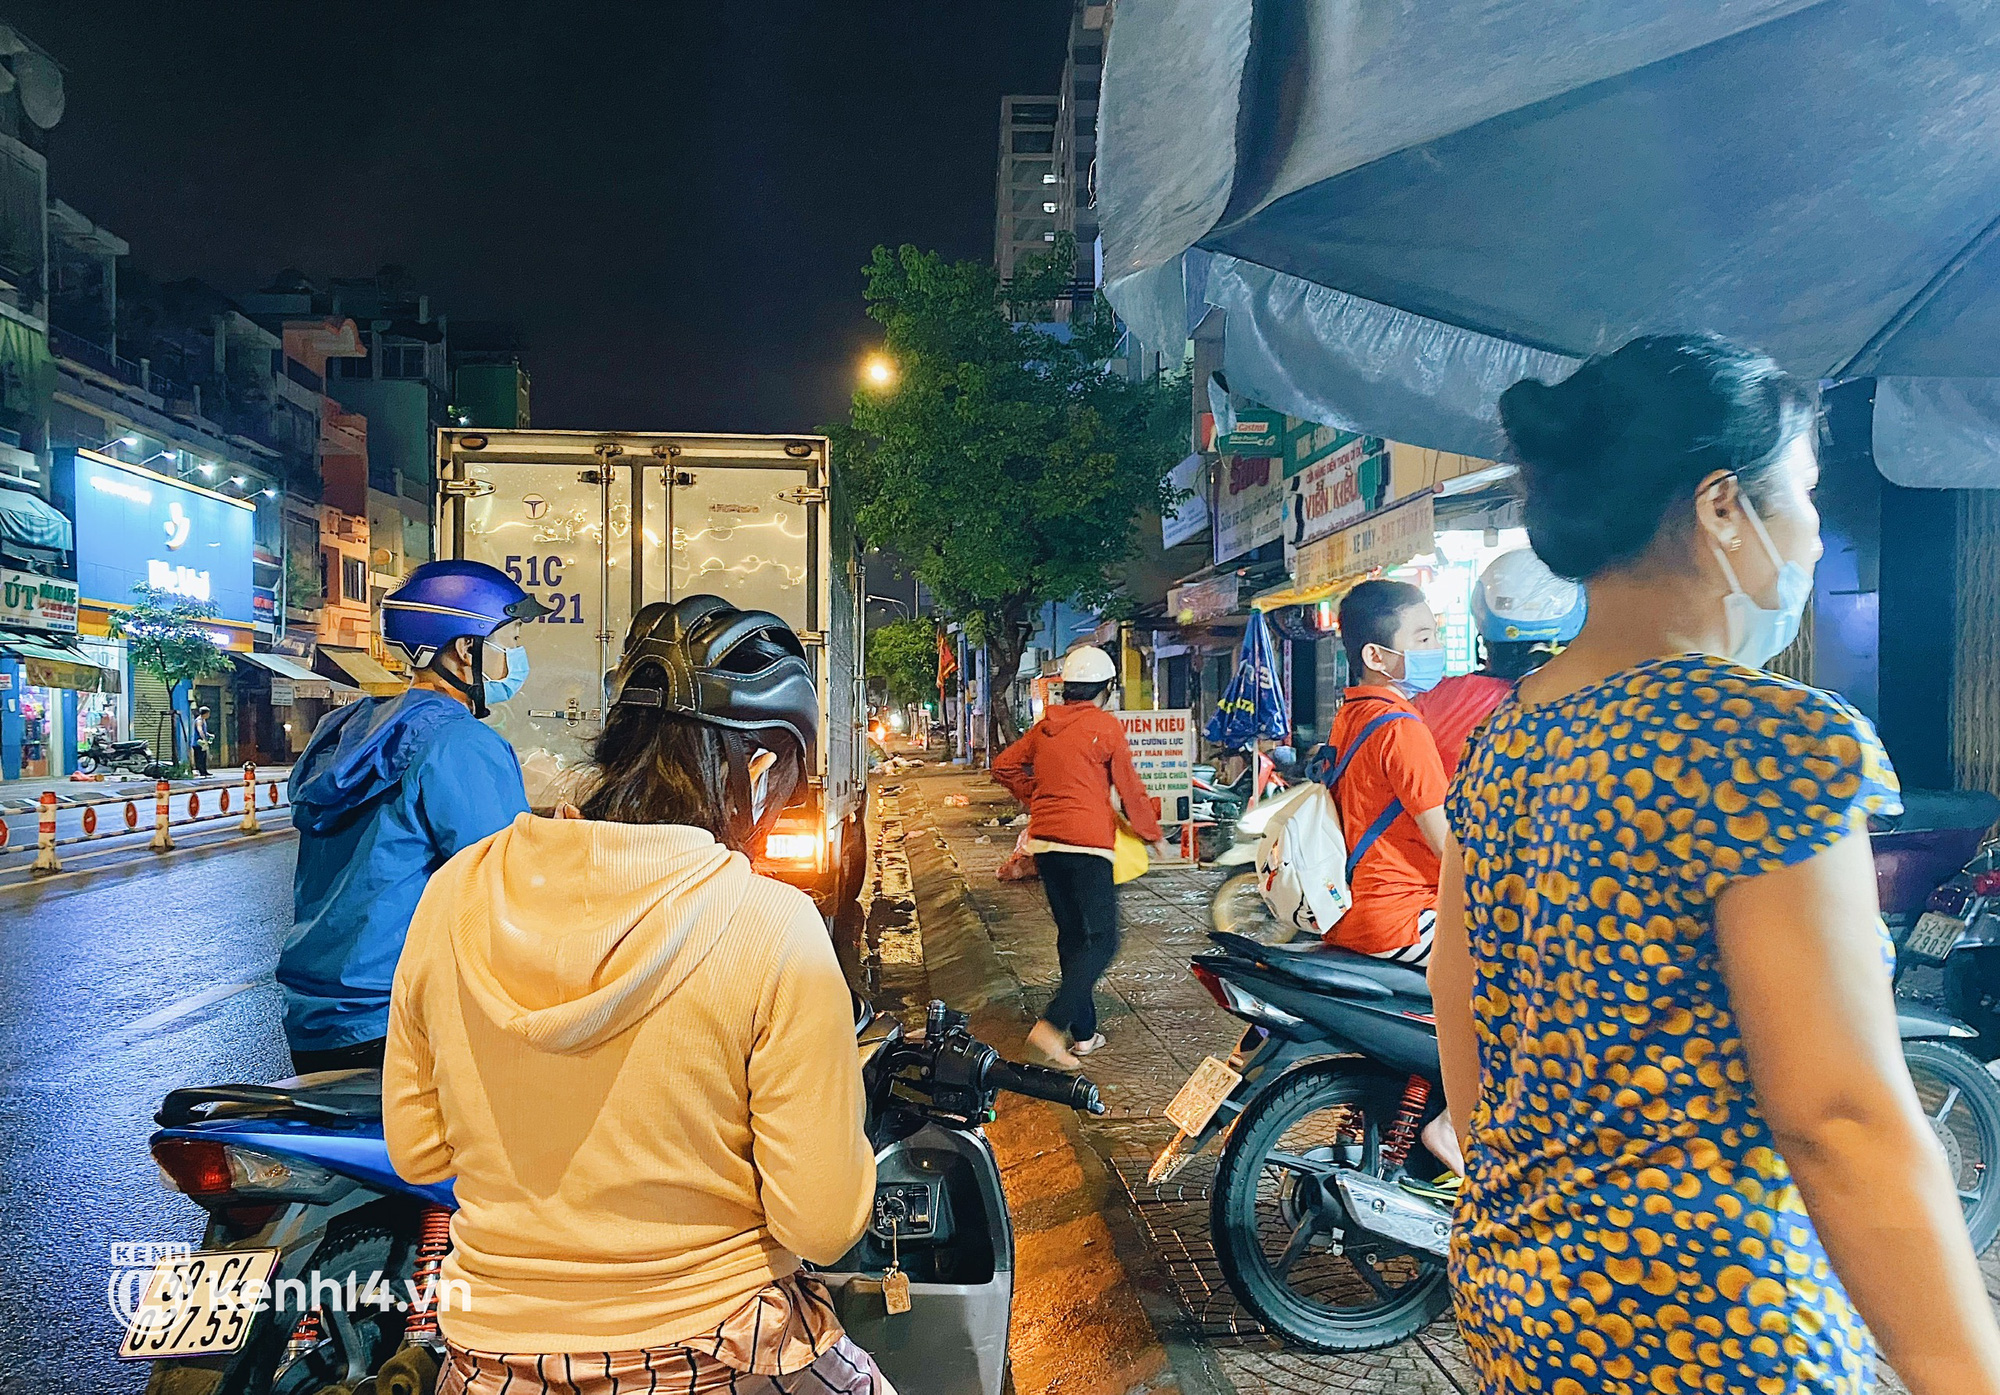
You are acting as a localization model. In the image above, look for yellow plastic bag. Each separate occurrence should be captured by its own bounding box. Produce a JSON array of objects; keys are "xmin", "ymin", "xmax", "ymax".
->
[{"xmin": 1112, "ymin": 818, "xmax": 1150, "ymax": 884}]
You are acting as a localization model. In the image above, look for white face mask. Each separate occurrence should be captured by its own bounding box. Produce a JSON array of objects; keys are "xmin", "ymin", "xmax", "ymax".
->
[{"xmin": 1711, "ymin": 494, "xmax": 1813, "ymax": 668}]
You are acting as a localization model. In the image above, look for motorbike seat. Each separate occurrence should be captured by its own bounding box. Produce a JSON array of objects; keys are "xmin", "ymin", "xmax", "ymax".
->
[
  {"xmin": 156, "ymin": 1070, "xmax": 383, "ymax": 1127},
  {"xmin": 1208, "ymin": 930, "xmax": 1432, "ymax": 1003},
  {"xmin": 1273, "ymin": 945, "xmax": 1433, "ymax": 1003},
  {"xmin": 1874, "ymin": 788, "xmax": 2000, "ymax": 836}
]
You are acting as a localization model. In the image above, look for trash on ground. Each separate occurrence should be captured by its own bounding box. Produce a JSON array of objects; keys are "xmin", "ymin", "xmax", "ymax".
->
[
  {"xmin": 942, "ymin": 794, "xmax": 971, "ymax": 806},
  {"xmin": 1007, "ymin": 813, "xmax": 1030, "ymax": 827},
  {"xmin": 975, "ymin": 834, "xmax": 992, "ymax": 844}
]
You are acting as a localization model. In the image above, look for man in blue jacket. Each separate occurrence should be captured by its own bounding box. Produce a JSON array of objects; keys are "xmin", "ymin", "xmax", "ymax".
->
[{"xmin": 282, "ymin": 560, "xmax": 546, "ymax": 1073}]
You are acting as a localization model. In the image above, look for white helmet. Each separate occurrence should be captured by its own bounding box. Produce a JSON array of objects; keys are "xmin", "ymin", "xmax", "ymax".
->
[
  {"xmin": 1059, "ymin": 645, "xmax": 1118, "ymax": 684},
  {"xmin": 1473, "ymin": 548, "xmax": 1586, "ymax": 644}
]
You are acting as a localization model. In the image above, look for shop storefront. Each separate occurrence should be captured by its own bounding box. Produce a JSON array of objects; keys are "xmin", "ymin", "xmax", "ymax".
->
[{"xmin": 57, "ymin": 448, "xmax": 257, "ymax": 772}]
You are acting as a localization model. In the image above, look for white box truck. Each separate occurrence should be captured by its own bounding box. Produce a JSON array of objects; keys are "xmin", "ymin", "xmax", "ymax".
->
[{"xmin": 434, "ymin": 429, "xmax": 866, "ymax": 913}]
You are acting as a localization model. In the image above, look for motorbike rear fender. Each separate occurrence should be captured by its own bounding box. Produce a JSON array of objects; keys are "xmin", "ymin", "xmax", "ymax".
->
[
  {"xmin": 1897, "ymin": 999, "xmax": 1980, "ymax": 1041},
  {"xmin": 152, "ymin": 1123, "xmax": 457, "ymax": 1209},
  {"xmin": 1218, "ymin": 966, "xmax": 1443, "ymax": 1080}
]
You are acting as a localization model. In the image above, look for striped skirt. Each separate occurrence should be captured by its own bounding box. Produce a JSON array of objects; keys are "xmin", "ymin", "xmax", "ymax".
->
[{"xmin": 439, "ymin": 1275, "xmax": 894, "ymax": 1395}]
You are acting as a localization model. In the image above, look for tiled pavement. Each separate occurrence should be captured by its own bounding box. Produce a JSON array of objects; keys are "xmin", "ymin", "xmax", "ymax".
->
[{"xmin": 890, "ymin": 761, "xmax": 2000, "ymax": 1395}]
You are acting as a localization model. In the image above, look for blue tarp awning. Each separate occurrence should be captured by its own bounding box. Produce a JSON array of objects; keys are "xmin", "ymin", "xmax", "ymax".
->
[
  {"xmin": 1099, "ymin": 0, "xmax": 2000, "ymax": 486},
  {"xmin": 0, "ymin": 483, "xmax": 71, "ymax": 552}
]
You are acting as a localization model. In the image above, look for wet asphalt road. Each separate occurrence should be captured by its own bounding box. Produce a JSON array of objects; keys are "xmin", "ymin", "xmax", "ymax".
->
[{"xmin": 0, "ymin": 833, "xmax": 297, "ymax": 1393}]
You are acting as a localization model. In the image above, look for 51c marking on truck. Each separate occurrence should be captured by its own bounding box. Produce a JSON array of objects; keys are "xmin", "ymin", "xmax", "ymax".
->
[{"xmin": 503, "ymin": 554, "xmax": 584, "ymax": 624}]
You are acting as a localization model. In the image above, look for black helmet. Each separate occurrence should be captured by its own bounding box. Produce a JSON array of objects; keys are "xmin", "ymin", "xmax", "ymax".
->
[{"xmin": 606, "ymin": 595, "xmax": 818, "ymax": 772}]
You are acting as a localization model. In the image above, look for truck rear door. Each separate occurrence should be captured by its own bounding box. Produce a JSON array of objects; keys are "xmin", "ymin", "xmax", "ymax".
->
[{"xmin": 435, "ymin": 431, "xmax": 826, "ymax": 795}]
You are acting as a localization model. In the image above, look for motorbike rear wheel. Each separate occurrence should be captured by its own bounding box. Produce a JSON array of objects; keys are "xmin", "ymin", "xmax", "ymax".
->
[
  {"xmin": 76, "ymin": 753, "xmax": 98, "ymax": 774},
  {"xmin": 1211, "ymin": 1062, "xmax": 1450, "ymax": 1352},
  {"xmin": 1902, "ymin": 1038, "xmax": 2000, "ymax": 1255}
]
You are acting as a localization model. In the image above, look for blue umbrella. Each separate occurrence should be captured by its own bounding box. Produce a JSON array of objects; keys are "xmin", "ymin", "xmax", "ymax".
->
[
  {"xmin": 1206, "ymin": 610, "xmax": 1291, "ymax": 748},
  {"xmin": 1099, "ymin": 0, "xmax": 2000, "ymax": 487}
]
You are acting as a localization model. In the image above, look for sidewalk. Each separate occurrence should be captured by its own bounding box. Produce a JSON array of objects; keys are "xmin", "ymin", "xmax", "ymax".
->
[
  {"xmin": 858, "ymin": 759, "xmax": 1188, "ymax": 1395},
  {"xmin": 895, "ymin": 762, "xmax": 1999, "ymax": 1395},
  {"xmin": 888, "ymin": 760, "xmax": 1474, "ymax": 1395}
]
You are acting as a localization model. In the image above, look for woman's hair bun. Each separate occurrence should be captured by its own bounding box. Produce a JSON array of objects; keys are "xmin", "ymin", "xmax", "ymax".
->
[
  {"xmin": 1499, "ymin": 334, "xmax": 1816, "ymax": 582},
  {"xmin": 1497, "ymin": 374, "xmax": 1602, "ymax": 478}
]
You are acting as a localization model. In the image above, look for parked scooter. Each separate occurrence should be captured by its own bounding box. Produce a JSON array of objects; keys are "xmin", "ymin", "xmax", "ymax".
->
[
  {"xmin": 76, "ymin": 732, "xmax": 165, "ymax": 778},
  {"xmin": 1154, "ymin": 878, "xmax": 2000, "ymax": 1353},
  {"xmin": 1874, "ymin": 790, "xmax": 2000, "ymax": 1053},
  {"xmin": 123, "ymin": 1001, "xmax": 1100, "ymax": 1395}
]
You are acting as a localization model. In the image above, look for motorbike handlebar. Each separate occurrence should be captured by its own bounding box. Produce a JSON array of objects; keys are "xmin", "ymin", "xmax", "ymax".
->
[{"xmin": 983, "ymin": 1056, "xmax": 1107, "ymax": 1115}]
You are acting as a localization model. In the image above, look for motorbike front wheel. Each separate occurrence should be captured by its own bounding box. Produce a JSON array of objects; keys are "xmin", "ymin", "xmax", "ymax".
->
[
  {"xmin": 1211, "ymin": 1063, "xmax": 1450, "ymax": 1352},
  {"xmin": 1903, "ymin": 1038, "xmax": 2000, "ymax": 1255}
]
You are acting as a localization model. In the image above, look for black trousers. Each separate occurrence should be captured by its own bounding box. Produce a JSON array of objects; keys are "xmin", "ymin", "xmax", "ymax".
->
[
  {"xmin": 290, "ymin": 1037, "xmax": 386, "ymax": 1076},
  {"xmin": 1038, "ymin": 851, "xmax": 1119, "ymax": 1039},
  {"xmin": 192, "ymin": 744, "xmax": 210, "ymax": 776}
]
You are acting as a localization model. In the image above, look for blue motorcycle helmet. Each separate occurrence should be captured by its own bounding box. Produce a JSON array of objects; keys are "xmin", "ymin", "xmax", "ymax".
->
[
  {"xmin": 1472, "ymin": 547, "xmax": 1586, "ymax": 646},
  {"xmin": 380, "ymin": 559, "xmax": 550, "ymax": 717}
]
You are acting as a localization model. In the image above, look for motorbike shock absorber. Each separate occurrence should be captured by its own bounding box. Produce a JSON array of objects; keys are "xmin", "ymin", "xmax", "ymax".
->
[
  {"xmin": 401, "ymin": 1205, "xmax": 454, "ymax": 1346},
  {"xmin": 1381, "ymin": 1075, "xmax": 1431, "ymax": 1172},
  {"xmin": 281, "ymin": 1310, "xmax": 324, "ymax": 1367}
]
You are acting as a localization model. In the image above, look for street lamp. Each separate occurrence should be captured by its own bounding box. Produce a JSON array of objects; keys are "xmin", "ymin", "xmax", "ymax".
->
[
  {"xmin": 867, "ymin": 593, "xmax": 911, "ymax": 617},
  {"xmin": 862, "ymin": 354, "xmax": 896, "ymax": 389}
]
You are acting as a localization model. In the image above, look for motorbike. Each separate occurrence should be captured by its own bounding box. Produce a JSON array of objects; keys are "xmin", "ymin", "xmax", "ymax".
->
[
  {"xmin": 1194, "ymin": 752, "xmax": 1298, "ymax": 866},
  {"xmin": 1149, "ymin": 857, "xmax": 2000, "ymax": 1354},
  {"xmin": 1875, "ymin": 789, "xmax": 2000, "ymax": 1053},
  {"xmin": 76, "ymin": 732, "xmax": 165, "ymax": 777},
  {"xmin": 123, "ymin": 1000, "xmax": 1101, "ymax": 1395}
]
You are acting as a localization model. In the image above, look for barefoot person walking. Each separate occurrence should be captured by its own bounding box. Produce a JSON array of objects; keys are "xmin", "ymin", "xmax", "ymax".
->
[{"xmin": 993, "ymin": 646, "xmax": 1165, "ymax": 1069}]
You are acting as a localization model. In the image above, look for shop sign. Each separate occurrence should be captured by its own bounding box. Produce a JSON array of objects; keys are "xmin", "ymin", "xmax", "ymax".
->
[
  {"xmin": 0, "ymin": 568, "xmax": 78, "ymax": 632},
  {"xmin": 1214, "ymin": 414, "xmax": 1281, "ymax": 454},
  {"xmin": 1295, "ymin": 491, "xmax": 1436, "ymax": 591},
  {"xmin": 1286, "ymin": 433, "xmax": 1389, "ymax": 555},
  {"xmin": 1169, "ymin": 573, "xmax": 1240, "ymax": 624},
  {"xmin": 1160, "ymin": 452, "xmax": 1210, "ymax": 549},
  {"xmin": 1212, "ymin": 455, "xmax": 1284, "ymax": 564},
  {"xmin": 69, "ymin": 450, "xmax": 257, "ymax": 625},
  {"xmin": 1114, "ymin": 708, "xmax": 1195, "ymax": 826},
  {"xmin": 269, "ymin": 677, "xmax": 295, "ymax": 706}
]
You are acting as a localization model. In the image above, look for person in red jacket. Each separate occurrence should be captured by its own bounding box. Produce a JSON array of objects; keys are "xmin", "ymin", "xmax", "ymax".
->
[
  {"xmin": 1414, "ymin": 548, "xmax": 1586, "ymax": 778},
  {"xmin": 993, "ymin": 645, "xmax": 1166, "ymax": 1068}
]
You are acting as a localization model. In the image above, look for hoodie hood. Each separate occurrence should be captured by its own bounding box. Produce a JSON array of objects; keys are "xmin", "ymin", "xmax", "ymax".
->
[
  {"xmin": 1037, "ymin": 701, "xmax": 1107, "ymax": 738},
  {"xmin": 443, "ymin": 814, "xmax": 749, "ymax": 1054},
  {"xmin": 290, "ymin": 689, "xmax": 468, "ymax": 833}
]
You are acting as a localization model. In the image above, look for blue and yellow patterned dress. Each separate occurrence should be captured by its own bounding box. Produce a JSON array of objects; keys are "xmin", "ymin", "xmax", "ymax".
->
[{"xmin": 1445, "ymin": 655, "xmax": 1902, "ymax": 1395}]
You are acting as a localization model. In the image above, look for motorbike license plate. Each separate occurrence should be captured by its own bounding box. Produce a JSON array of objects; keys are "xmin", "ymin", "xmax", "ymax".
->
[
  {"xmin": 1164, "ymin": 1056, "xmax": 1243, "ymax": 1136},
  {"xmin": 1907, "ymin": 910, "xmax": 1969, "ymax": 962},
  {"xmin": 118, "ymin": 1249, "xmax": 280, "ymax": 1360}
]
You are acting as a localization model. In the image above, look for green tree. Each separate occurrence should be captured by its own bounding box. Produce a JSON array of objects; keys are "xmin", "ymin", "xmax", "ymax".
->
[
  {"xmin": 835, "ymin": 236, "xmax": 1185, "ymax": 752},
  {"xmin": 867, "ymin": 616, "xmax": 940, "ymax": 707},
  {"xmin": 110, "ymin": 584, "xmax": 228, "ymax": 768}
]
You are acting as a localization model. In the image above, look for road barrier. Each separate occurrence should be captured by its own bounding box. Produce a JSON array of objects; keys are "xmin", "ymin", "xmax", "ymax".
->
[
  {"xmin": 34, "ymin": 792, "xmax": 58, "ymax": 873},
  {"xmin": 5, "ymin": 768, "xmax": 293, "ymax": 875}
]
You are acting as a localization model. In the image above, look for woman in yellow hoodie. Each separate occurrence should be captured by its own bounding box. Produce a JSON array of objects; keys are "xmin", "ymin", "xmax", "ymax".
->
[{"xmin": 384, "ymin": 597, "xmax": 886, "ymax": 1395}]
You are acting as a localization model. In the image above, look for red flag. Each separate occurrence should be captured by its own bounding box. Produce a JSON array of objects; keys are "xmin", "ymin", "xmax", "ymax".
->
[{"xmin": 937, "ymin": 627, "xmax": 958, "ymax": 693}]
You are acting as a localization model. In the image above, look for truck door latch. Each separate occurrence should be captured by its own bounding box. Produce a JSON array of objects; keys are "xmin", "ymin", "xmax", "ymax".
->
[
  {"xmin": 528, "ymin": 700, "xmax": 602, "ymax": 726},
  {"xmin": 439, "ymin": 478, "xmax": 494, "ymax": 499},
  {"xmin": 778, "ymin": 487, "xmax": 827, "ymax": 506}
]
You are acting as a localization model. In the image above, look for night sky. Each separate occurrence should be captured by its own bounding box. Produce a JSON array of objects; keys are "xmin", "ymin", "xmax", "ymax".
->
[{"xmin": 12, "ymin": 1, "xmax": 1072, "ymax": 431}]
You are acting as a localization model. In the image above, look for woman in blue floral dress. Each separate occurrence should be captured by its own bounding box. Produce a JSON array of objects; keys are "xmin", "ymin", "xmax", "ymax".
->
[{"xmin": 1429, "ymin": 335, "xmax": 2000, "ymax": 1395}]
